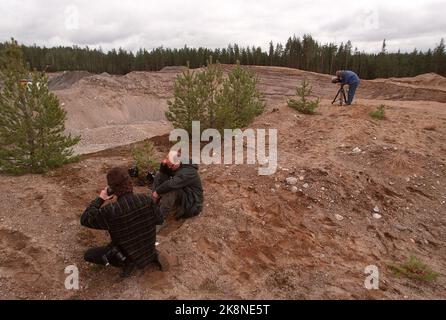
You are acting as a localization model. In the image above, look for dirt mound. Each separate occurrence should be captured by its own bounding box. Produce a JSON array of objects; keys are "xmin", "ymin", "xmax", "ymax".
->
[
  {"xmin": 53, "ymin": 71, "xmax": 175, "ymax": 154},
  {"xmin": 2, "ymin": 66, "xmax": 445, "ymax": 299},
  {"xmin": 51, "ymin": 66, "xmax": 446, "ymax": 155},
  {"xmin": 1, "ymin": 95, "xmax": 446, "ymax": 299},
  {"xmin": 376, "ymin": 73, "xmax": 446, "ymax": 91},
  {"xmin": 159, "ymin": 66, "xmax": 188, "ymax": 73},
  {"xmin": 48, "ymin": 71, "xmax": 93, "ymax": 90}
]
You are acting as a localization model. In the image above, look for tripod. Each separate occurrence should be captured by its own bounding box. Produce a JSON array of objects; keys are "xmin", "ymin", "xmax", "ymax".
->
[{"xmin": 331, "ymin": 84, "xmax": 347, "ymax": 106}]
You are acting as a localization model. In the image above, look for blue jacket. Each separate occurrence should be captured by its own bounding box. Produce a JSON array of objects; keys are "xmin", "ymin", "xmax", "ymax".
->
[{"xmin": 339, "ymin": 70, "xmax": 360, "ymax": 85}]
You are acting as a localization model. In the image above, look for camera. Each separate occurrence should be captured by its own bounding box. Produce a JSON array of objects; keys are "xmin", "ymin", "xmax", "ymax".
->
[
  {"xmin": 128, "ymin": 166, "xmax": 139, "ymax": 178},
  {"xmin": 331, "ymin": 76, "xmax": 340, "ymax": 84},
  {"xmin": 102, "ymin": 246, "xmax": 127, "ymax": 267},
  {"xmin": 146, "ymin": 170, "xmax": 156, "ymax": 184},
  {"xmin": 106, "ymin": 186, "xmax": 114, "ymax": 196}
]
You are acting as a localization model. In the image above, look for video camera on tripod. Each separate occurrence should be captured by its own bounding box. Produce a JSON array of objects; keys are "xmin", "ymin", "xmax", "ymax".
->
[{"xmin": 331, "ymin": 76, "xmax": 347, "ymax": 106}]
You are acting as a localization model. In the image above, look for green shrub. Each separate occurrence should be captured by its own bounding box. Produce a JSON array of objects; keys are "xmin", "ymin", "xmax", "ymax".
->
[
  {"xmin": 166, "ymin": 57, "xmax": 223, "ymax": 135},
  {"xmin": 131, "ymin": 140, "xmax": 157, "ymax": 182},
  {"xmin": 370, "ymin": 105, "xmax": 386, "ymax": 120},
  {"xmin": 287, "ymin": 79, "xmax": 320, "ymax": 114},
  {"xmin": 166, "ymin": 59, "xmax": 265, "ymax": 134},
  {"xmin": 388, "ymin": 256, "xmax": 439, "ymax": 282},
  {"xmin": 214, "ymin": 62, "xmax": 265, "ymax": 130}
]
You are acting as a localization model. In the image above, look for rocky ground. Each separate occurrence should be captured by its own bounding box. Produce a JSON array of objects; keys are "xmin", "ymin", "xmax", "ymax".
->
[{"xmin": 0, "ymin": 66, "xmax": 445, "ymax": 299}]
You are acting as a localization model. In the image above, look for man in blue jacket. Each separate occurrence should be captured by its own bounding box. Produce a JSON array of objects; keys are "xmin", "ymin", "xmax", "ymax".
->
[{"xmin": 335, "ymin": 70, "xmax": 360, "ymax": 105}]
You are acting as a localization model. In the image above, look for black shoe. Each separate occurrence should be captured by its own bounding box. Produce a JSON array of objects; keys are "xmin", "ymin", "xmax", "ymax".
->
[{"xmin": 120, "ymin": 262, "xmax": 137, "ymax": 278}]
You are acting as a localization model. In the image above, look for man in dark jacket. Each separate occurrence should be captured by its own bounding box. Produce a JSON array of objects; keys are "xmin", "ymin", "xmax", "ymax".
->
[
  {"xmin": 335, "ymin": 70, "xmax": 360, "ymax": 105},
  {"xmin": 80, "ymin": 167, "xmax": 164, "ymax": 277},
  {"xmin": 152, "ymin": 150, "xmax": 203, "ymax": 223}
]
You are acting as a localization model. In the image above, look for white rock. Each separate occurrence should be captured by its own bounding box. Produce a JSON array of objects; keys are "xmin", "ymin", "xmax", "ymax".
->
[
  {"xmin": 286, "ymin": 177, "xmax": 298, "ymax": 185},
  {"xmin": 335, "ymin": 214, "xmax": 344, "ymax": 221},
  {"xmin": 299, "ymin": 176, "xmax": 305, "ymax": 181},
  {"xmin": 373, "ymin": 206, "xmax": 380, "ymax": 213},
  {"xmin": 303, "ymin": 183, "xmax": 309, "ymax": 188},
  {"xmin": 372, "ymin": 213, "xmax": 382, "ymax": 219},
  {"xmin": 352, "ymin": 147, "xmax": 362, "ymax": 154},
  {"xmin": 291, "ymin": 186, "xmax": 298, "ymax": 193}
]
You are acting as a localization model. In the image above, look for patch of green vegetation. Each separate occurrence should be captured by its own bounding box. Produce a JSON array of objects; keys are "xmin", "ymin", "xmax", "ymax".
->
[
  {"xmin": 369, "ymin": 104, "xmax": 386, "ymax": 120},
  {"xmin": 388, "ymin": 256, "xmax": 439, "ymax": 282},
  {"xmin": 287, "ymin": 79, "xmax": 320, "ymax": 115}
]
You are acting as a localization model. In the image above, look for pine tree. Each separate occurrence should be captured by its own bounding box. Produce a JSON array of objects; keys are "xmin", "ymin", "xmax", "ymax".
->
[
  {"xmin": 215, "ymin": 62, "xmax": 265, "ymax": 129},
  {"xmin": 287, "ymin": 78, "xmax": 320, "ymax": 115},
  {"xmin": 165, "ymin": 57, "xmax": 223, "ymax": 135},
  {"xmin": 0, "ymin": 39, "xmax": 80, "ymax": 174}
]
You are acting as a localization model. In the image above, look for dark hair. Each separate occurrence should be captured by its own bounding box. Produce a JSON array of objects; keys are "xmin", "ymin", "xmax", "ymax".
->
[{"xmin": 106, "ymin": 167, "xmax": 133, "ymax": 197}]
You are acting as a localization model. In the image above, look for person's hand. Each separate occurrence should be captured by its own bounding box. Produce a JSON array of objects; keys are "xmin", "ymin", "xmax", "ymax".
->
[
  {"xmin": 99, "ymin": 187, "xmax": 112, "ymax": 200},
  {"xmin": 152, "ymin": 191, "xmax": 159, "ymax": 200}
]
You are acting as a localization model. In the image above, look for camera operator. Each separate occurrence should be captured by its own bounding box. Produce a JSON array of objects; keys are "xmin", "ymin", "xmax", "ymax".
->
[
  {"xmin": 80, "ymin": 167, "xmax": 164, "ymax": 277},
  {"xmin": 334, "ymin": 70, "xmax": 360, "ymax": 105}
]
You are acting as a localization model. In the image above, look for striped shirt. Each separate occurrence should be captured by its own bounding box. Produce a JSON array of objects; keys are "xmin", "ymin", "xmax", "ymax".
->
[{"xmin": 81, "ymin": 193, "xmax": 162, "ymax": 268}]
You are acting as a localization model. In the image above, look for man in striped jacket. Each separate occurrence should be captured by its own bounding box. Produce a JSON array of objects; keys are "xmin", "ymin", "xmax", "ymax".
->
[{"xmin": 81, "ymin": 167, "xmax": 164, "ymax": 277}]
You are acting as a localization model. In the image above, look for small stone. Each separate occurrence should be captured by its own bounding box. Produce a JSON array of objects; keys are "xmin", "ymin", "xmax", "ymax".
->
[
  {"xmin": 321, "ymin": 187, "xmax": 326, "ymax": 191},
  {"xmin": 405, "ymin": 177, "xmax": 410, "ymax": 182},
  {"xmin": 372, "ymin": 213, "xmax": 382, "ymax": 219},
  {"xmin": 285, "ymin": 177, "xmax": 298, "ymax": 185},
  {"xmin": 335, "ymin": 214, "xmax": 344, "ymax": 221},
  {"xmin": 373, "ymin": 206, "xmax": 380, "ymax": 213},
  {"xmin": 303, "ymin": 183, "xmax": 309, "ymax": 189},
  {"xmin": 299, "ymin": 176, "xmax": 305, "ymax": 181},
  {"xmin": 352, "ymin": 147, "xmax": 362, "ymax": 154},
  {"xmin": 291, "ymin": 186, "xmax": 298, "ymax": 193}
]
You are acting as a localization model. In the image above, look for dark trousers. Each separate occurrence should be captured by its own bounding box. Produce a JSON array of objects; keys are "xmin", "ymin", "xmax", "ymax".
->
[
  {"xmin": 153, "ymin": 172, "xmax": 183, "ymax": 222},
  {"xmin": 83, "ymin": 244, "xmax": 124, "ymax": 267},
  {"xmin": 347, "ymin": 82, "xmax": 359, "ymax": 105}
]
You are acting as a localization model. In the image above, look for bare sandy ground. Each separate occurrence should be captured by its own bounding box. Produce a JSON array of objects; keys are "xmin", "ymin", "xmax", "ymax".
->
[{"xmin": 0, "ymin": 66, "xmax": 445, "ymax": 299}]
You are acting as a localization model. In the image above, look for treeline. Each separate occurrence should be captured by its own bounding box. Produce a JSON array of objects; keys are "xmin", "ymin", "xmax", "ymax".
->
[{"xmin": 2, "ymin": 35, "xmax": 445, "ymax": 79}]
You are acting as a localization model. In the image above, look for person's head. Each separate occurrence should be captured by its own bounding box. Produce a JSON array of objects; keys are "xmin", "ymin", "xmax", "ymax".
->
[
  {"xmin": 164, "ymin": 150, "xmax": 182, "ymax": 171},
  {"xmin": 106, "ymin": 167, "xmax": 133, "ymax": 197},
  {"xmin": 336, "ymin": 70, "xmax": 342, "ymax": 77}
]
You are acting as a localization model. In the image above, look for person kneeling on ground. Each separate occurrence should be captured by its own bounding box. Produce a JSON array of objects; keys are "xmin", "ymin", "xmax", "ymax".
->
[
  {"xmin": 152, "ymin": 150, "xmax": 203, "ymax": 225},
  {"xmin": 80, "ymin": 167, "xmax": 165, "ymax": 277},
  {"xmin": 335, "ymin": 70, "xmax": 360, "ymax": 105}
]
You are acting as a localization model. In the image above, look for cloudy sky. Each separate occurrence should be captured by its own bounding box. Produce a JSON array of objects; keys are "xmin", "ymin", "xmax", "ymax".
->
[{"xmin": 1, "ymin": 0, "xmax": 445, "ymax": 53}]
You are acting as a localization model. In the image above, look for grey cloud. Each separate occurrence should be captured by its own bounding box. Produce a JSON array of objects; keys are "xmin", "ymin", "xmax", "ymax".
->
[{"xmin": 0, "ymin": 0, "xmax": 444, "ymax": 53}]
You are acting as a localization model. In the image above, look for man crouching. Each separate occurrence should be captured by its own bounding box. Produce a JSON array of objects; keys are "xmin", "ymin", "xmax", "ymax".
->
[
  {"xmin": 81, "ymin": 167, "xmax": 164, "ymax": 277},
  {"xmin": 152, "ymin": 150, "xmax": 203, "ymax": 225}
]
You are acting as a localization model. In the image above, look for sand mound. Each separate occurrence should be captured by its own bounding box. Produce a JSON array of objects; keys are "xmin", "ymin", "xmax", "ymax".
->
[
  {"xmin": 371, "ymin": 73, "xmax": 446, "ymax": 92},
  {"xmin": 53, "ymin": 71, "xmax": 176, "ymax": 154},
  {"xmin": 1, "ymin": 95, "xmax": 446, "ymax": 299},
  {"xmin": 51, "ymin": 66, "xmax": 446, "ymax": 155},
  {"xmin": 48, "ymin": 71, "xmax": 93, "ymax": 90}
]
